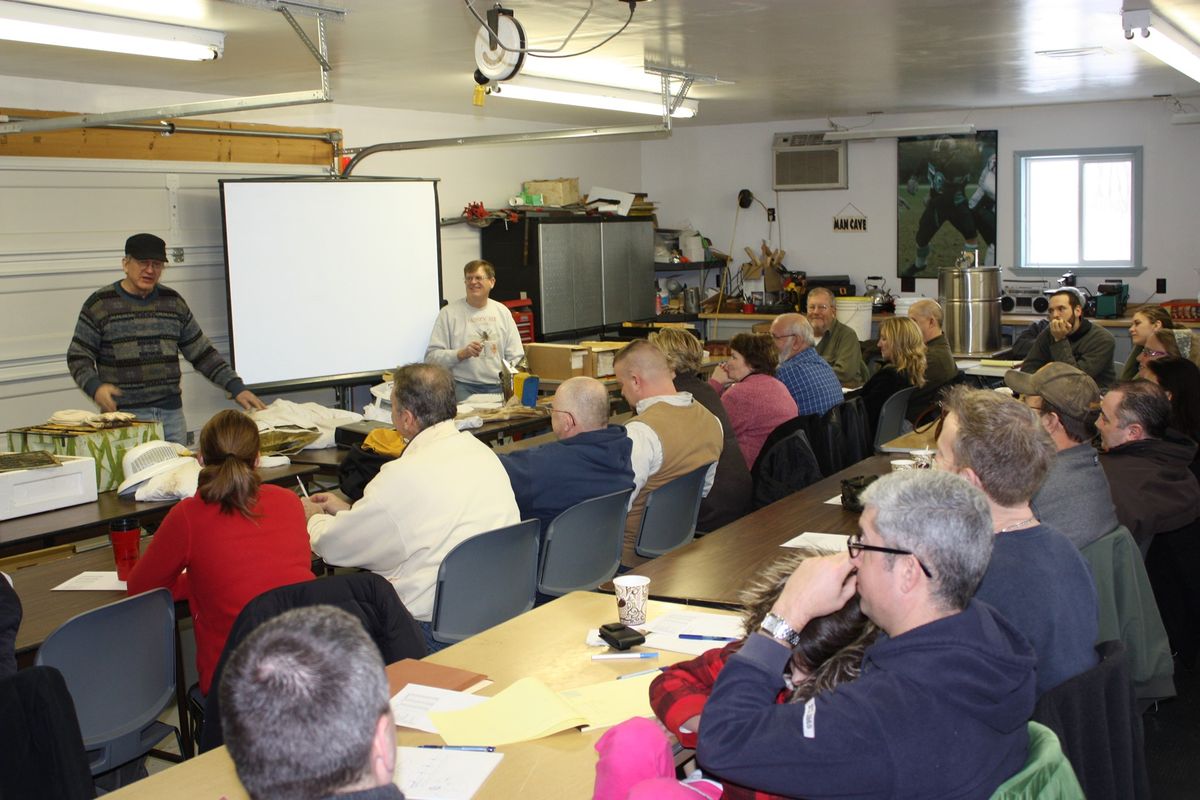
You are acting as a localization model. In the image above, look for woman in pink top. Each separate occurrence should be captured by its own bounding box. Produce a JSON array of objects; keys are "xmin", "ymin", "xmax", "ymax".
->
[
  {"xmin": 127, "ymin": 410, "xmax": 314, "ymax": 696},
  {"xmin": 709, "ymin": 333, "xmax": 798, "ymax": 469}
]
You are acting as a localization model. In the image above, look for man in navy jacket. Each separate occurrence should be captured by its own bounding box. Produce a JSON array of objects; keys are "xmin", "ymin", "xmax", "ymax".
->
[
  {"xmin": 498, "ymin": 376, "xmax": 635, "ymax": 533},
  {"xmin": 699, "ymin": 470, "xmax": 1037, "ymax": 799}
]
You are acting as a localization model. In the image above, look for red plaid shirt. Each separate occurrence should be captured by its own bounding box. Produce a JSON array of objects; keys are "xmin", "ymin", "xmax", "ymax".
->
[{"xmin": 649, "ymin": 642, "xmax": 793, "ymax": 800}]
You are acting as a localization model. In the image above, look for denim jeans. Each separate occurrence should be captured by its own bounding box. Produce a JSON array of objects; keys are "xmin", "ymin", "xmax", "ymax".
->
[
  {"xmin": 454, "ymin": 380, "xmax": 502, "ymax": 403},
  {"xmin": 418, "ymin": 620, "xmax": 451, "ymax": 654},
  {"xmin": 125, "ymin": 406, "xmax": 188, "ymax": 445}
]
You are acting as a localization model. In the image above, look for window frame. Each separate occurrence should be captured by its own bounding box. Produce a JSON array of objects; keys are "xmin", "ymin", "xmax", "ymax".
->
[{"xmin": 1011, "ymin": 146, "xmax": 1144, "ymax": 277}]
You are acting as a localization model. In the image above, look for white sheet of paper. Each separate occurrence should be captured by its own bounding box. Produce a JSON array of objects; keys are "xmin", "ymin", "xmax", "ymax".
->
[
  {"xmin": 395, "ymin": 746, "xmax": 503, "ymax": 800},
  {"xmin": 390, "ymin": 684, "xmax": 489, "ymax": 733},
  {"xmin": 780, "ymin": 532, "xmax": 847, "ymax": 553},
  {"xmin": 824, "ymin": 493, "xmax": 843, "ymax": 505},
  {"xmin": 52, "ymin": 571, "xmax": 126, "ymax": 591},
  {"xmin": 641, "ymin": 611, "xmax": 744, "ymax": 654}
]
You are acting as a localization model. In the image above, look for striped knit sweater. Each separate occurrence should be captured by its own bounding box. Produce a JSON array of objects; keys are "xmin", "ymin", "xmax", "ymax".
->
[{"xmin": 68, "ymin": 281, "xmax": 244, "ymax": 409}]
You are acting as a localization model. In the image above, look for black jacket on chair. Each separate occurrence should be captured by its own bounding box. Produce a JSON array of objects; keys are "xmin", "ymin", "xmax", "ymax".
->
[
  {"xmin": 750, "ymin": 426, "xmax": 822, "ymax": 509},
  {"xmin": 1032, "ymin": 639, "xmax": 1150, "ymax": 800},
  {"xmin": 0, "ymin": 666, "xmax": 95, "ymax": 799},
  {"xmin": 199, "ymin": 572, "xmax": 426, "ymax": 752}
]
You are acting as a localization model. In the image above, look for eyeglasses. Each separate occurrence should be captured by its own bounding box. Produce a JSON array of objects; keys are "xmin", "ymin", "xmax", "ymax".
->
[
  {"xmin": 807, "ymin": 304, "xmax": 832, "ymax": 312},
  {"xmin": 771, "ymin": 333, "xmax": 795, "ymax": 341},
  {"xmin": 846, "ymin": 532, "xmax": 933, "ymax": 579},
  {"xmin": 128, "ymin": 258, "xmax": 165, "ymax": 271},
  {"xmin": 550, "ymin": 408, "xmax": 576, "ymax": 426}
]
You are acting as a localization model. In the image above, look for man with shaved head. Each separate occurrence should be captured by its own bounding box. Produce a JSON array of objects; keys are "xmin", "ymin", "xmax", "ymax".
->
[
  {"xmin": 615, "ymin": 341, "xmax": 723, "ymax": 566},
  {"xmin": 906, "ymin": 299, "xmax": 958, "ymax": 421},
  {"xmin": 497, "ymin": 376, "xmax": 635, "ymax": 533},
  {"xmin": 769, "ymin": 313, "xmax": 843, "ymax": 416}
]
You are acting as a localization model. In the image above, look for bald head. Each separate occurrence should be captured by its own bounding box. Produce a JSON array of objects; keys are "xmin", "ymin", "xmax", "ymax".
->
[
  {"xmin": 552, "ymin": 376, "xmax": 610, "ymax": 439},
  {"xmin": 907, "ymin": 299, "xmax": 944, "ymax": 343},
  {"xmin": 614, "ymin": 340, "xmax": 676, "ymax": 407}
]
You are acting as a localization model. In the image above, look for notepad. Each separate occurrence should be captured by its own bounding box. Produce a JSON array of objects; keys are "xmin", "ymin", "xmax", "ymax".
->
[
  {"xmin": 780, "ymin": 532, "xmax": 847, "ymax": 553},
  {"xmin": 395, "ymin": 746, "xmax": 503, "ymax": 800},
  {"xmin": 390, "ymin": 684, "xmax": 490, "ymax": 733},
  {"xmin": 52, "ymin": 571, "xmax": 125, "ymax": 591},
  {"xmin": 429, "ymin": 672, "xmax": 659, "ymax": 746}
]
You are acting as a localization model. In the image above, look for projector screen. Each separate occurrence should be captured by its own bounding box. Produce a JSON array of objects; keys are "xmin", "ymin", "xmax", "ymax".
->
[{"xmin": 220, "ymin": 178, "xmax": 442, "ymax": 391}]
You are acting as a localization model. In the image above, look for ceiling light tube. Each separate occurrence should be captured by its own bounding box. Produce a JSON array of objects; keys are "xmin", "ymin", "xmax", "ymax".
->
[
  {"xmin": 495, "ymin": 76, "xmax": 698, "ymax": 119},
  {"xmin": 823, "ymin": 124, "xmax": 976, "ymax": 142},
  {"xmin": 1123, "ymin": 6, "xmax": 1200, "ymax": 84},
  {"xmin": 0, "ymin": 0, "xmax": 224, "ymax": 61}
]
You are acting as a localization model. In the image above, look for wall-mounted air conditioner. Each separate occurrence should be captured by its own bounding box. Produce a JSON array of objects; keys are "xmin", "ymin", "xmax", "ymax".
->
[{"xmin": 772, "ymin": 132, "xmax": 847, "ymax": 191}]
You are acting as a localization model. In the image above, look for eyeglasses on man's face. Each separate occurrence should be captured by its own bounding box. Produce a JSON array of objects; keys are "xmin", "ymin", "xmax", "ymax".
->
[
  {"xmin": 771, "ymin": 332, "xmax": 795, "ymax": 341},
  {"xmin": 846, "ymin": 532, "xmax": 933, "ymax": 579},
  {"xmin": 550, "ymin": 408, "xmax": 576, "ymax": 426}
]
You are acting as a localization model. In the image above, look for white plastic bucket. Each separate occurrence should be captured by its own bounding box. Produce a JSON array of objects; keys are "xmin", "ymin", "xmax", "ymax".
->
[{"xmin": 836, "ymin": 296, "xmax": 874, "ymax": 341}]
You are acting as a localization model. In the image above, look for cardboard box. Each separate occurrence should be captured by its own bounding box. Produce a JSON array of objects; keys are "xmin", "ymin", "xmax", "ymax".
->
[
  {"xmin": 525, "ymin": 343, "xmax": 588, "ymax": 380},
  {"xmin": 577, "ymin": 341, "xmax": 628, "ymax": 378},
  {"xmin": 522, "ymin": 178, "xmax": 580, "ymax": 207},
  {"xmin": 0, "ymin": 454, "xmax": 99, "ymax": 520},
  {"xmin": 5, "ymin": 421, "xmax": 163, "ymax": 493}
]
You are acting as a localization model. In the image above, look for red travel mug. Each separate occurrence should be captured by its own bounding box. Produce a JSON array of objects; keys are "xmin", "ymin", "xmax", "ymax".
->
[{"xmin": 110, "ymin": 518, "xmax": 141, "ymax": 581}]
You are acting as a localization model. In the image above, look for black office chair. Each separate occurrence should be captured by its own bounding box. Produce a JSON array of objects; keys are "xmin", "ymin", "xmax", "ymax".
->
[{"xmin": 873, "ymin": 386, "xmax": 916, "ymax": 451}]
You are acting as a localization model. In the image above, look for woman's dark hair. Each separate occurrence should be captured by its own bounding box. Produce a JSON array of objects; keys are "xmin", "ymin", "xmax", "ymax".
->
[
  {"xmin": 730, "ymin": 332, "xmax": 779, "ymax": 377},
  {"xmin": 1145, "ymin": 357, "xmax": 1200, "ymax": 439},
  {"xmin": 198, "ymin": 410, "xmax": 262, "ymax": 517},
  {"xmin": 789, "ymin": 595, "xmax": 877, "ymax": 702}
]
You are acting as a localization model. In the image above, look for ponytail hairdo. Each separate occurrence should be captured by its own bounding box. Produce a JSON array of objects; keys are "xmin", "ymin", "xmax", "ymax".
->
[{"xmin": 197, "ymin": 410, "xmax": 262, "ymax": 517}]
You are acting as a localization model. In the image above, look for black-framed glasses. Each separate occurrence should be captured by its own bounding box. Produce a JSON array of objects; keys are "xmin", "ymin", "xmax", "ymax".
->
[
  {"xmin": 771, "ymin": 332, "xmax": 795, "ymax": 341},
  {"xmin": 846, "ymin": 533, "xmax": 933, "ymax": 579}
]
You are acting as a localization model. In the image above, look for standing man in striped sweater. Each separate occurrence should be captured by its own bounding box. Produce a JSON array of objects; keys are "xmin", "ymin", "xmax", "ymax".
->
[{"xmin": 67, "ymin": 233, "xmax": 265, "ymax": 444}]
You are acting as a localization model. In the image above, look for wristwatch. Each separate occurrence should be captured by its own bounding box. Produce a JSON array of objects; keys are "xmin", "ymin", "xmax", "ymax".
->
[{"xmin": 759, "ymin": 612, "xmax": 801, "ymax": 647}]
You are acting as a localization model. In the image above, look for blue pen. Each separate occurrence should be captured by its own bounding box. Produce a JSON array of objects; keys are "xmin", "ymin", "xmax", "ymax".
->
[
  {"xmin": 679, "ymin": 634, "xmax": 738, "ymax": 642},
  {"xmin": 418, "ymin": 745, "xmax": 496, "ymax": 752},
  {"xmin": 592, "ymin": 652, "xmax": 658, "ymax": 661},
  {"xmin": 617, "ymin": 667, "xmax": 665, "ymax": 680}
]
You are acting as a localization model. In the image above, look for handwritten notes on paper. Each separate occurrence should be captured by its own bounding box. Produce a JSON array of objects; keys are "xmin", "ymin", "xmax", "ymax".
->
[{"xmin": 395, "ymin": 746, "xmax": 502, "ymax": 800}]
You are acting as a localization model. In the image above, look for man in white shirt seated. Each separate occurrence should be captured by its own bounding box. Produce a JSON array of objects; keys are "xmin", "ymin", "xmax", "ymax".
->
[
  {"xmin": 614, "ymin": 341, "xmax": 723, "ymax": 567},
  {"xmin": 302, "ymin": 363, "xmax": 520, "ymax": 649},
  {"xmin": 424, "ymin": 259, "xmax": 524, "ymax": 401}
]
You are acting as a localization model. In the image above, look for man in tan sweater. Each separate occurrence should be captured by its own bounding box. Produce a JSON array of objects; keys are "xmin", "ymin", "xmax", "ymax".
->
[{"xmin": 614, "ymin": 341, "xmax": 724, "ymax": 567}]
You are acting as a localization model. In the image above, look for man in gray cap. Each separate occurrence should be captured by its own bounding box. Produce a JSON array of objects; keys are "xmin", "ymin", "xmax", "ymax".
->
[
  {"xmin": 1005, "ymin": 362, "xmax": 1118, "ymax": 549},
  {"xmin": 67, "ymin": 233, "xmax": 265, "ymax": 444}
]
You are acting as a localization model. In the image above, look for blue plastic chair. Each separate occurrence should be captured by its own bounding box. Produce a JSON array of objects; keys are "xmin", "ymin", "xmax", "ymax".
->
[
  {"xmin": 634, "ymin": 463, "xmax": 712, "ymax": 560},
  {"xmin": 35, "ymin": 588, "xmax": 182, "ymax": 777},
  {"xmin": 431, "ymin": 519, "xmax": 540, "ymax": 644},
  {"xmin": 873, "ymin": 386, "xmax": 917, "ymax": 451},
  {"xmin": 538, "ymin": 488, "xmax": 634, "ymax": 597}
]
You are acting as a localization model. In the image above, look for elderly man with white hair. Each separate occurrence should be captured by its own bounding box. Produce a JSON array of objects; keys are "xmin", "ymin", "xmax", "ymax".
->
[{"xmin": 769, "ymin": 313, "xmax": 843, "ymax": 416}]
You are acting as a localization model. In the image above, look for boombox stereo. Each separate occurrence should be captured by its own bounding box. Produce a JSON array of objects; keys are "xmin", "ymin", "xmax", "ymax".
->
[{"xmin": 1001, "ymin": 280, "xmax": 1049, "ymax": 313}]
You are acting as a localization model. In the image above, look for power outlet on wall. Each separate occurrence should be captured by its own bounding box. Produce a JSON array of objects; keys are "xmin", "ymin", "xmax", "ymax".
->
[
  {"xmin": 767, "ymin": 207, "xmax": 776, "ymax": 222},
  {"xmin": 1157, "ymin": 278, "xmax": 1167, "ymax": 293}
]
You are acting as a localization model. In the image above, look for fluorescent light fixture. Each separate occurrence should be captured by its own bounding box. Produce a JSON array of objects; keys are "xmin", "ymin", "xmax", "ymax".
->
[
  {"xmin": 496, "ymin": 76, "xmax": 698, "ymax": 119},
  {"xmin": 1123, "ymin": 5, "xmax": 1200, "ymax": 84},
  {"xmin": 823, "ymin": 124, "xmax": 976, "ymax": 142},
  {"xmin": 1172, "ymin": 112, "xmax": 1200, "ymax": 124},
  {"xmin": 0, "ymin": 0, "xmax": 224, "ymax": 61}
]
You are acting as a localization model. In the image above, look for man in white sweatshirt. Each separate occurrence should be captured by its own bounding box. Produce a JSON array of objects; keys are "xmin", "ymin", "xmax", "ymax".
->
[{"xmin": 425, "ymin": 259, "xmax": 524, "ymax": 401}]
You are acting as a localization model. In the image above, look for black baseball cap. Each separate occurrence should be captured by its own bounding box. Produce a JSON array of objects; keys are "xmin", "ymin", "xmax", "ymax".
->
[{"xmin": 125, "ymin": 233, "xmax": 168, "ymax": 262}]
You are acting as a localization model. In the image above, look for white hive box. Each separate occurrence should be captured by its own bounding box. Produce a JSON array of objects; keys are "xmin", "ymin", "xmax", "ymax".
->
[{"xmin": 0, "ymin": 454, "xmax": 99, "ymax": 520}]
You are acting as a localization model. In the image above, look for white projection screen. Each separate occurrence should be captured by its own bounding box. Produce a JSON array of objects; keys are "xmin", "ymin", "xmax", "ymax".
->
[{"xmin": 219, "ymin": 178, "xmax": 442, "ymax": 391}]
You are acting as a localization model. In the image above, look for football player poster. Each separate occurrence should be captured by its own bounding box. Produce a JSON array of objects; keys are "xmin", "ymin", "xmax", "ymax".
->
[{"xmin": 897, "ymin": 130, "xmax": 997, "ymax": 279}]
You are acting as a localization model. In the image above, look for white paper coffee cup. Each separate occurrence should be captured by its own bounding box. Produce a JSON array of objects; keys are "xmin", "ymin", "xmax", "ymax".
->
[
  {"xmin": 613, "ymin": 575, "xmax": 651, "ymax": 626},
  {"xmin": 890, "ymin": 459, "xmax": 916, "ymax": 471}
]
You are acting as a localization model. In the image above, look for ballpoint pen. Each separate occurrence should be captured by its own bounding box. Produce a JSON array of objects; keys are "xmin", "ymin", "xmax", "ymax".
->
[
  {"xmin": 418, "ymin": 745, "xmax": 496, "ymax": 752},
  {"xmin": 678, "ymin": 634, "xmax": 738, "ymax": 642},
  {"xmin": 592, "ymin": 652, "xmax": 659, "ymax": 661}
]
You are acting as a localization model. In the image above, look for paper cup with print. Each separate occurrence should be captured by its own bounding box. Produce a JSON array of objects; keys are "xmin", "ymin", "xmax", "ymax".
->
[
  {"xmin": 911, "ymin": 449, "xmax": 935, "ymax": 469},
  {"xmin": 890, "ymin": 459, "xmax": 916, "ymax": 472},
  {"xmin": 613, "ymin": 575, "xmax": 651, "ymax": 627}
]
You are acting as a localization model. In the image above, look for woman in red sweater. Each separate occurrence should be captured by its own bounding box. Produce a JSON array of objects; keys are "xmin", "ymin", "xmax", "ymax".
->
[
  {"xmin": 709, "ymin": 333, "xmax": 798, "ymax": 469},
  {"xmin": 127, "ymin": 410, "xmax": 314, "ymax": 696}
]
